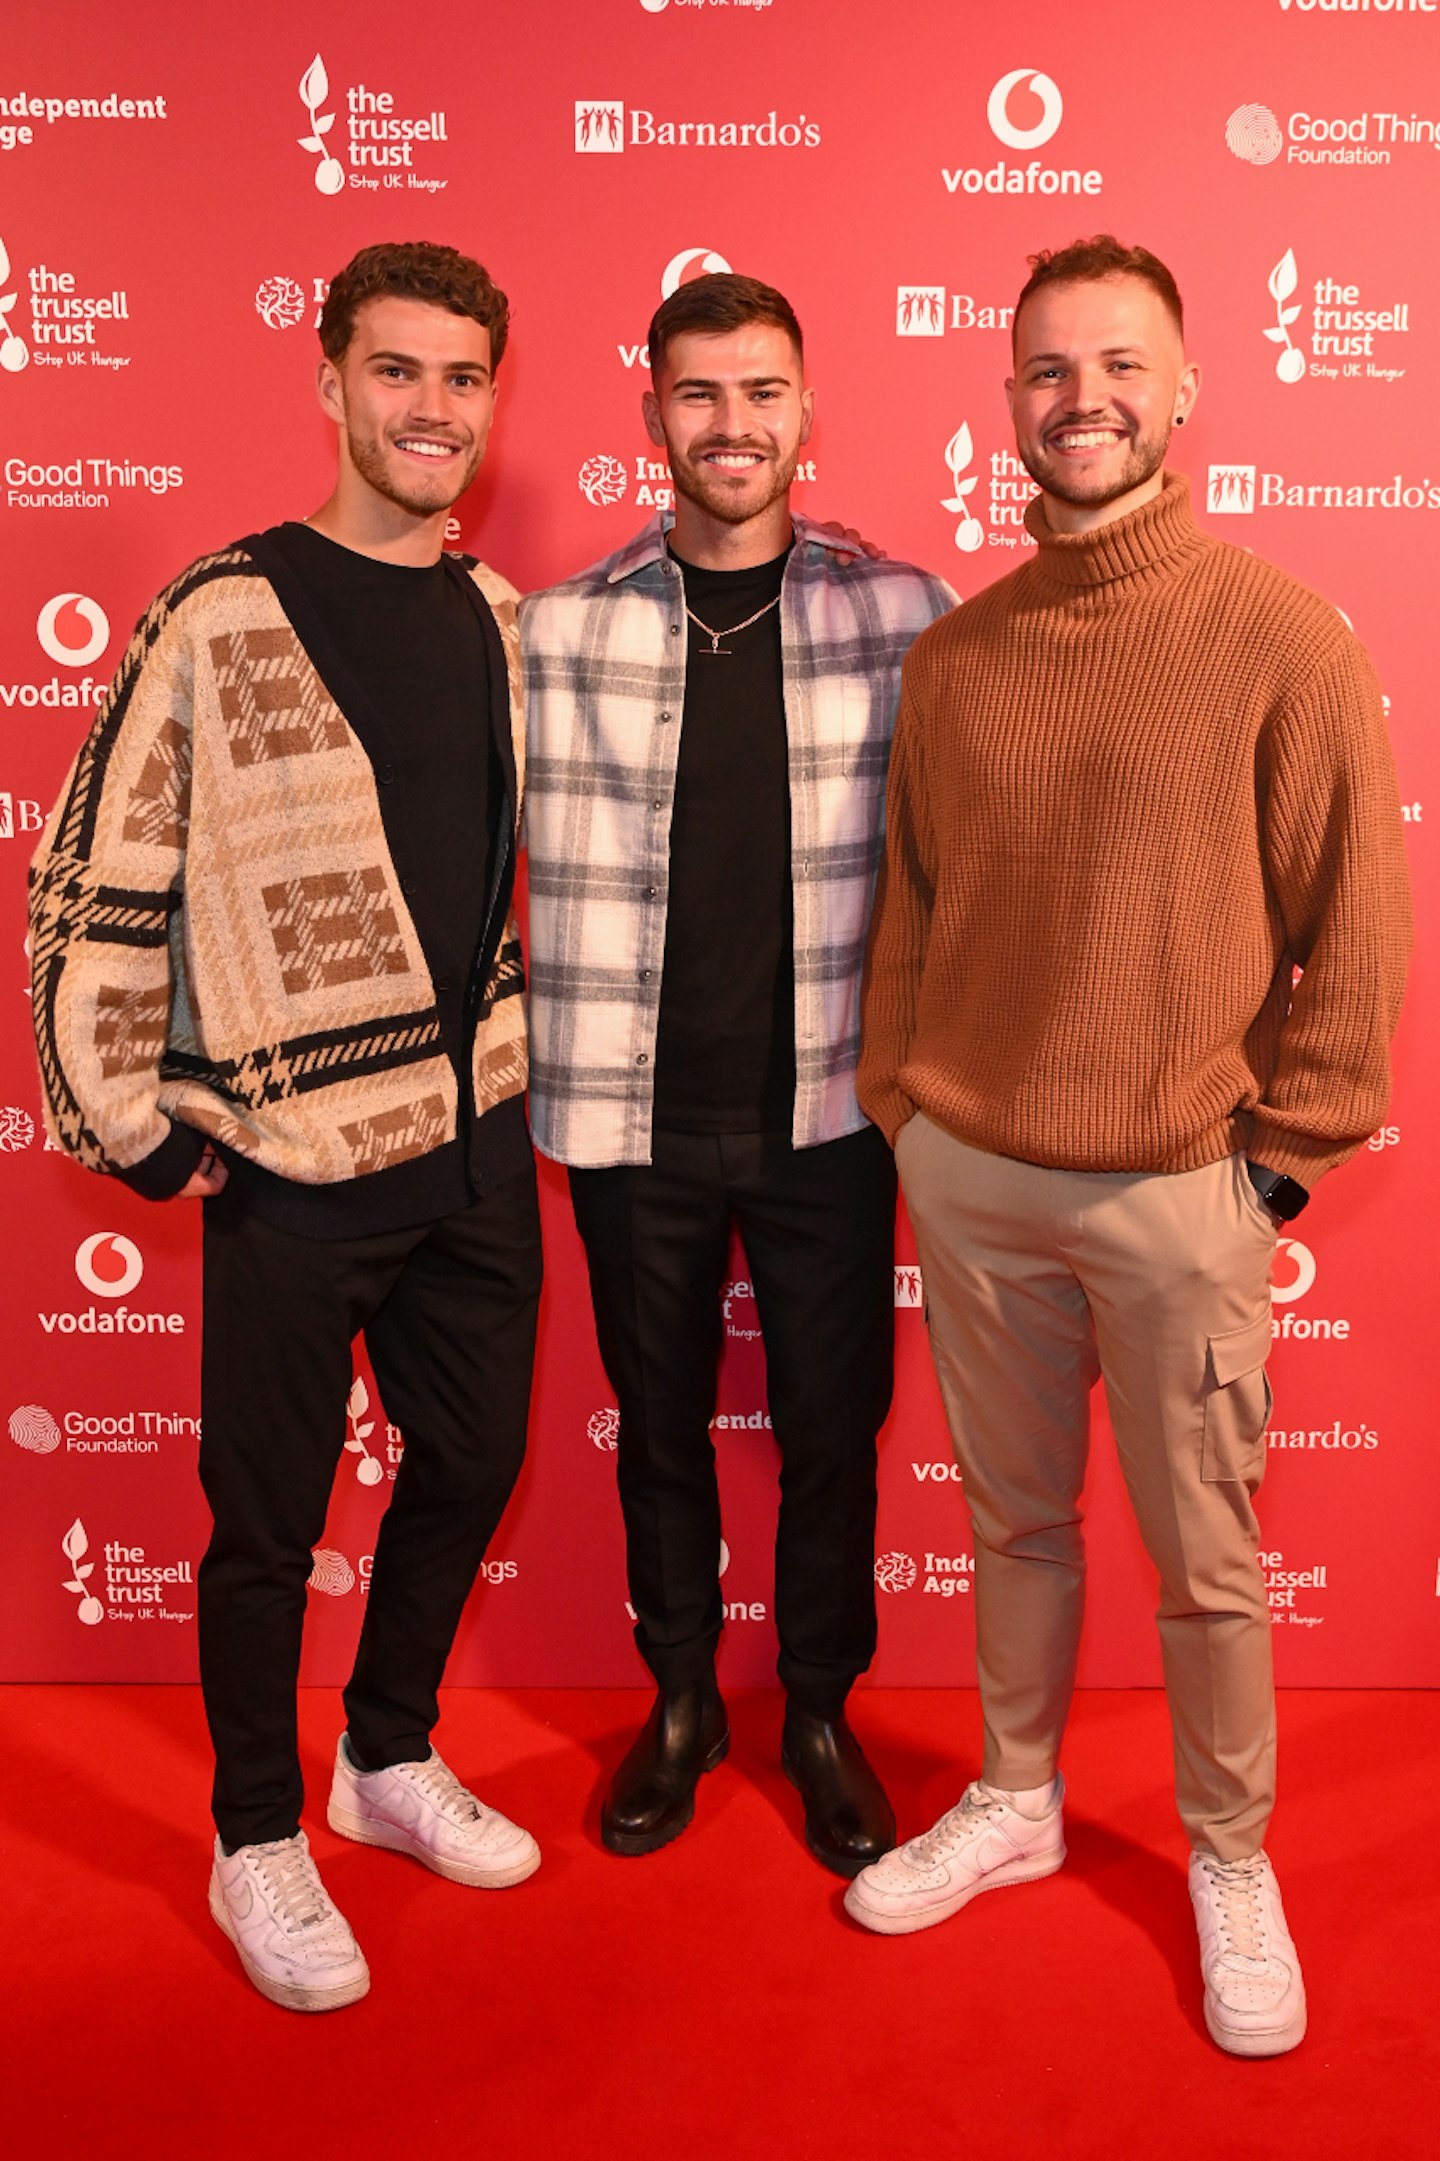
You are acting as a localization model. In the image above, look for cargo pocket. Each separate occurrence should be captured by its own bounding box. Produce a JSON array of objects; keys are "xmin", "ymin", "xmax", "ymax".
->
[{"xmin": 1201, "ymin": 1313, "xmax": 1273, "ymax": 1486}]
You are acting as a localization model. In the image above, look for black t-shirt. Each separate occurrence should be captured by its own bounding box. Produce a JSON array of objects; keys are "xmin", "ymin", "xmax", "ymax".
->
[
  {"xmin": 653, "ymin": 543, "xmax": 796, "ymax": 1133},
  {"xmin": 220, "ymin": 522, "xmax": 527, "ymax": 1236}
]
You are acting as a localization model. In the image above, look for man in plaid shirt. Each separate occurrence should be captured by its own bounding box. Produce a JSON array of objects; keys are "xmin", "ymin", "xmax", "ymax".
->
[{"xmin": 522, "ymin": 275, "xmax": 953, "ymax": 1874}]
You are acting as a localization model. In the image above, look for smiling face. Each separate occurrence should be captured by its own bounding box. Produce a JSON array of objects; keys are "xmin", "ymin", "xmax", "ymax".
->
[
  {"xmin": 643, "ymin": 321, "xmax": 813, "ymax": 541},
  {"xmin": 1006, "ymin": 274, "xmax": 1199, "ymax": 532},
  {"xmin": 318, "ymin": 295, "xmax": 496, "ymax": 521}
]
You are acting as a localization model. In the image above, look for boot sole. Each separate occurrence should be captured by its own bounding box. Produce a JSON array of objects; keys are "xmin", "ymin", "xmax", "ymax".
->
[
  {"xmin": 844, "ymin": 1843, "xmax": 1066, "ymax": 1935},
  {"xmin": 325, "ymin": 1800, "xmax": 541, "ymax": 1888},
  {"xmin": 207, "ymin": 1880, "xmax": 370, "ymax": 2012},
  {"xmin": 601, "ymin": 1728, "xmax": 730, "ymax": 1857}
]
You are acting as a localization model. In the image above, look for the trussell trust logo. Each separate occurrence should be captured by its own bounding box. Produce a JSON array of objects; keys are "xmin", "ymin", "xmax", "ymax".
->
[
  {"xmin": 1263, "ymin": 246, "xmax": 1410, "ymax": 385},
  {"xmin": 942, "ymin": 424, "xmax": 986, "ymax": 554},
  {"xmin": 61, "ymin": 1517, "xmax": 194, "ymax": 1626},
  {"xmin": 944, "ymin": 67, "xmax": 1100, "ymax": 198},
  {"xmin": 940, "ymin": 424, "xmax": 1036, "ymax": 556},
  {"xmin": 1, "ymin": 236, "xmax": 27, "ymax": 373},
  {"xmin": 575, "ymin": 100, "xmax": 819, "ymax": 152},
  {"xmin": 295, "ymin": 53, "xmax": 450, "ymax": 197}
]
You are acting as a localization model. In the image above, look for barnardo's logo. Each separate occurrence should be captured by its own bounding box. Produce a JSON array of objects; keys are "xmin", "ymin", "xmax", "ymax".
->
[
  {"xmin": 579, "ymin": 454, "xmax": 629, "ymax": 507},
  {"xmin": 37, "ymin": 592, "xmax": 109, "ymax": 667},
  {"xmin": 1210, "ymin": 459, "xmax": 1440, "ymax": 513},
  {"xmin": 1264, "ymin": 247, "xmax": 1410, "ymax": 385},
  {"xmin": 874, "ymin": 1550, "xmax": 918, "ymax": 1593},
  {"xmin": 11, "ymin": 1405, "xmax": 61, "ymax": 1454},
  {"xmin": 945, "ymin": 68, "xmax": 1099, "ymax": 197},
  {"xmin": 1227, "ymin": 96, "xmax": 1438, "ymax": 166},
  {"xmin": 254, "ymin": 275, "xmax": 306, "ymax": 330},
  {"xmin": 295, "ymin": 54, "xmax": 450, "ymax": 197},
  {"xmin": 61, "ymin": 1517, "xmax": 194, "ymax": 1624},
  {"xmin": 897, "ymin": 287, "xmax": 1016, "ymax": 339},
  {"xmin": 0, "ymin": 1105, "xmax": 36, "ymax": 1147},
  {"xmin": 75, "ymin": 1233, "xmax": 143, "ymax": 1298},
  {"xmin": 576, "ymin": 100, "xmax": 819, "ymax": 152},
  {"xmin": 942, "ymin": 425, "xmax": 1036, "ymax": 555}
]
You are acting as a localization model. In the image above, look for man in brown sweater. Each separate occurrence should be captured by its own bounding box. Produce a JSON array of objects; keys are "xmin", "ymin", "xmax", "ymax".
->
[{"xmin": 848, "ymin": 236, "xmax": 1409, "ymax": 2058}]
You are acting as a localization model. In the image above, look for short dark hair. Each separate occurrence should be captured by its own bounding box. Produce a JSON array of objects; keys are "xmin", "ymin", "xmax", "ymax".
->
[
  {"xmin": 319, "ymin": 241, "xmax": 510, "ymax": 369},
  {"xmin": 1013, "ymin": 235, "xmax": 1184, "ymax": 345},
  {"xmin": 647, "ymin": 272, "xmax": 803, "ymax": 377}
]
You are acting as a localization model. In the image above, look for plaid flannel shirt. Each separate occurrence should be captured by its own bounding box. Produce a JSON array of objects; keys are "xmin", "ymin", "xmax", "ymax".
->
[{"xmin": 520, "ymin": 512, "xmax": 956, "ymax": 1168}]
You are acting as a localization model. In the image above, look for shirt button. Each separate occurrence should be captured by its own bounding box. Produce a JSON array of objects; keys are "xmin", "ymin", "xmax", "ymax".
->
[
  {"xmin": 645, "ymin": 885, "xmax": 658, "ymax": 898},
  {"xmin": 401, "ymin": 877, "xmax": 417, "ymax": 896},
  {"xmin": 669, "ymin": 623, "xmax": 681, "ymax": 636},
  {"xmin": 660, "ymin": 561, "xmax": 674, "ymax": 577},
  {"xmin": 639, "ymin": 968, "xmax": 653, "ymax": 982},
  {"xmin": 651, "ymin": 799, "xmax": 663, "ymax": 812},
  {"xmin": 636, "ymin": 1053, "xmax": 649, "ymax": 1066},
  {"xmin": 659, "ymin": 711, "xmax": 674, "ymax": 724}
]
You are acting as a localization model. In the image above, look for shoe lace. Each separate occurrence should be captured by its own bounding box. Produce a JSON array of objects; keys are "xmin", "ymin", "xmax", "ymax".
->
[
  {"xmin": 252, "ymin": 1839, "xmax": 334, "ymax": 1935},
  {"xmin": 905, "ymin": 1783, "xmax": 996, "ymax": 1869},
  {"xmin": 1200, "ymin": 1853, "xmax": 1270, "ymax": 1962},
  {"xmin": 406, "ymin": 1756, "xmax": 485, "ymax": 1826}
]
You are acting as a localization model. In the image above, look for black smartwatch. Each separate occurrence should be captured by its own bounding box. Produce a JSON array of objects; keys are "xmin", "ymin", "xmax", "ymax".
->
[{"xmin": 1246, "ymin": 1161, "xmax": 1310, "ymax": 1222}]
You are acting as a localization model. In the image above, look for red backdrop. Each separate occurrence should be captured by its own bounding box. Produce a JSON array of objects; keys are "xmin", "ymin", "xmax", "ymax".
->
[{"xmin": 2, "ymin": 0, "xmax": 1433, "ymax": 1692}]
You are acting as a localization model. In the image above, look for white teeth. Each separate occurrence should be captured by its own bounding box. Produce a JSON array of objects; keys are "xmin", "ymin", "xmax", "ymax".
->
[
  {"xmin": 707, "ymin": 454, "xmax": 761, "ymax": 469},
  {"xmin": 397, "ymin": 439, "xmax": 456, "ymax": 458},
  {"xmin": 1056, "ymin": 431, "xmax": 1121, "ymax": 450}
]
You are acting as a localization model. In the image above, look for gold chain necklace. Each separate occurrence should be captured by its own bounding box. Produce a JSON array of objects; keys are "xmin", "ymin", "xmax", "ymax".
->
[{"xmin": 683, "ymin": 592, "xmax": 782, "ymax": 657}]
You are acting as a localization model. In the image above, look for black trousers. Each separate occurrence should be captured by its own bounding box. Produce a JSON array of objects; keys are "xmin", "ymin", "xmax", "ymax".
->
[
  {"xmin": 197, "ymin": 1165, "xmax": 541, "ymax": 1849},
  {"xmin": 568, "ymin": 1125, "xmax": 896, "ymax": 1721}
]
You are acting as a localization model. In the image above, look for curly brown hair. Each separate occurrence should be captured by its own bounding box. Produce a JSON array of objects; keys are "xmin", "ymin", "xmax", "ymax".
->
[
  {"xmin": 1014, "ymin": 235, "xmax": 1184, "ymax": 345},
  {"xmin": 319, "ymin": 241, "xmax": 510, "ymax": 369}
]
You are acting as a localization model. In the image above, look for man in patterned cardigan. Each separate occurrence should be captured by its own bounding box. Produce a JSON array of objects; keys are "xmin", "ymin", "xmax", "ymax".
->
[
  {"xmin": 523, "ymin": 274, "xmax": 955, "ymax": 1874},
  {"xmin": 30, "ymin": 243, "xmax": 542, "ymax": 2013}
]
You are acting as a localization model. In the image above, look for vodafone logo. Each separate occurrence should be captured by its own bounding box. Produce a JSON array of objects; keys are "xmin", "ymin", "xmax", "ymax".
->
[
  {"xmin": 988, "ymin": 69, "xmax": 1063, "ymax": 150},
  {"xmin": 661, "ymin": 247, "xmax": 732, "ymax": 299},
  {"xmin": 37, "ymin": 592, "xmax": 109, "ymax": 667},
  {"xmin": 1272, "ymin": 1238, "xmax": 1317, "ymax": 1304},
  {"xmin": 75, "ymin": 1233, "xmax": 144, "ymax": 1299}
]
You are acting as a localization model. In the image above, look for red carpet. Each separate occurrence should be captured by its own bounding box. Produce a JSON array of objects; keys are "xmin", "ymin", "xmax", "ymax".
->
[{"xmin": 3, "ymin": 1686, "xmax": 1434, "ymax": 2158}]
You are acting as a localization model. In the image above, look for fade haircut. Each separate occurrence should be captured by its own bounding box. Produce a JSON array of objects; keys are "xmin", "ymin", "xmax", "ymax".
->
[
  {"xmin": 319, "ymin": 241, "xmax": 510, "ymax": 369},
  {"xmin": 647, "ymin": 272, "xmax": 804, "ymax": 378},
  {"xmin": 1013, "ymin": 236, "xmax": 1184, "ymax": 347}
]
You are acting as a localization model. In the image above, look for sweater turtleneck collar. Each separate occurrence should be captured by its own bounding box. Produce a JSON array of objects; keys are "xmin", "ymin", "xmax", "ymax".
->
[{"xmin": 1022, "ymin": 470, "xmax": 1204, "ymax": 592}]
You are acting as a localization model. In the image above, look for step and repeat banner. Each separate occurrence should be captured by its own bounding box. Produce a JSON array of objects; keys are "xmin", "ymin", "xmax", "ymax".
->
[{"xmin": 2, "ymin": 0, "xmax": 1434, "ymax": 1691}]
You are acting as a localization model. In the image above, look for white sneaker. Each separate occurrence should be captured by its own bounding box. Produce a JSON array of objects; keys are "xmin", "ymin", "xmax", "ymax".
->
[
  {"xmin": 208, "ymin": 1830, "xmax": 369, "ymax": 2013},
  {"xmin": 844, "ymin": 1775, "xmax": 1066, "ymax": 1936},
  {"xmin": 327, "ymin": 1737, "xmax": 541, "ymax": 1889},
  {"xmin": 1189, "ymin": 1849, "xmax": 1307, "ymax": 2057}
]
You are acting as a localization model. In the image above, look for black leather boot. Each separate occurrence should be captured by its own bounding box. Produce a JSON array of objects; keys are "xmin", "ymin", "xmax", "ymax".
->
[
  {"xmin": 781, "ymin": 1704, "xmax": 897, "ymax": 1878},
  {"xmin": 601, "ymin": 1679, "xmax": 729, "ymax": 1856}
]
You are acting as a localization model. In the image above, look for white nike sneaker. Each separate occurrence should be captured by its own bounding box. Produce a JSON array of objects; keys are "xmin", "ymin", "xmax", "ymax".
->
[
  {"xmin": 327, "ymin": 1736, "xmax": 541, "ymax": 1889},
  {"xmin": 844, "ymin": 1776, "xmax": 1066, "ymax": 1936},
  {"xmin": 208, "ymin": 1830, "xmax": 369, "ymax": 2013},
  {"xmin": 1189, "ymin": 1849, "xmax": 1307, "ymax": 2057}
]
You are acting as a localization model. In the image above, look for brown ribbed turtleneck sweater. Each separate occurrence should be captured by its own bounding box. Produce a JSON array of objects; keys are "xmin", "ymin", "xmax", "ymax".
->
[{"xmin": 857, "ymin": 474, "xmax": 1410, "ymax": 1185}]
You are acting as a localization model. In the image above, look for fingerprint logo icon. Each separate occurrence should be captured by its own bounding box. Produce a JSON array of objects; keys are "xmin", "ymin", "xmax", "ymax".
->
[
  {"xmin": 1226, "ymin": 105, "xmax": 1284, "ymax": 166},
  {"xmin": 308, "ymin": 1548, "xmax": 356, "ymax": 1597},
  {"xmin": 10, "ymin": 1405, "xmax": 61, "ymax": 1454}
]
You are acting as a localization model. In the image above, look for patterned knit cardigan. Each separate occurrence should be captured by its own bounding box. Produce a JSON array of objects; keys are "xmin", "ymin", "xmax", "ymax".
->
[{"xmin": 30, "ymin": 545, "xmax": 528, "ymax": 1193}]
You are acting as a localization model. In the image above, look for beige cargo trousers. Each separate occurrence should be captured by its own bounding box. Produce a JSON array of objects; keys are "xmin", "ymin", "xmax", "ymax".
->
[{"xmin": 896, "ymin": 1113, "xmax": 1279, "ymax": 1859}]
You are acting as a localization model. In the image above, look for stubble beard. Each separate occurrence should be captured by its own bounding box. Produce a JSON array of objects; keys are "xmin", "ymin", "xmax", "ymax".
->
[
  {"xmin": 670, "ymin": 440, "xmax": 799, "ymax": 528},
  {"xmin": 347, "ymin": 425, "xmax": 480, "ymax": 519},
  {"xmin": 1018, "ymin": 422, "xmax": 1170, "ymax": 512}
]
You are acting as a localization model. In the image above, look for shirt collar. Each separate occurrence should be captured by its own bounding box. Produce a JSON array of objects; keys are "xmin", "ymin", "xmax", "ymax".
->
[{"xmin": 605, "ymin": 509, "xmax": 850, "ymax": 585}]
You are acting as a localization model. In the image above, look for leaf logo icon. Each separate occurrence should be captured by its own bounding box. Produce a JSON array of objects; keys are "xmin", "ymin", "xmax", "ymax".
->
[
  {"xmin": 0, "ymin": 236, "xmax": 10, "ymax": 285},
  {"xmin": 63, "ymin": 1518, "xmax": 89, "ymax": 1567},
  {"xmin": 1267, "ymin": 249, "xmax": 1298, "ymax": 305},
  {"xmin": 1263, "ymin": 247, "xmax": 1305, "ymax": 385},
  {"xmin": 299, "ymin": 55, "xmax": 329, "ymax": 109},
  {"xmin": 944, "ymin": 423, "xmax": 974, "ymax": 480},
  {"xmin": 941, "ymin": 423, "xmax": 984, "ymax": 551}
]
